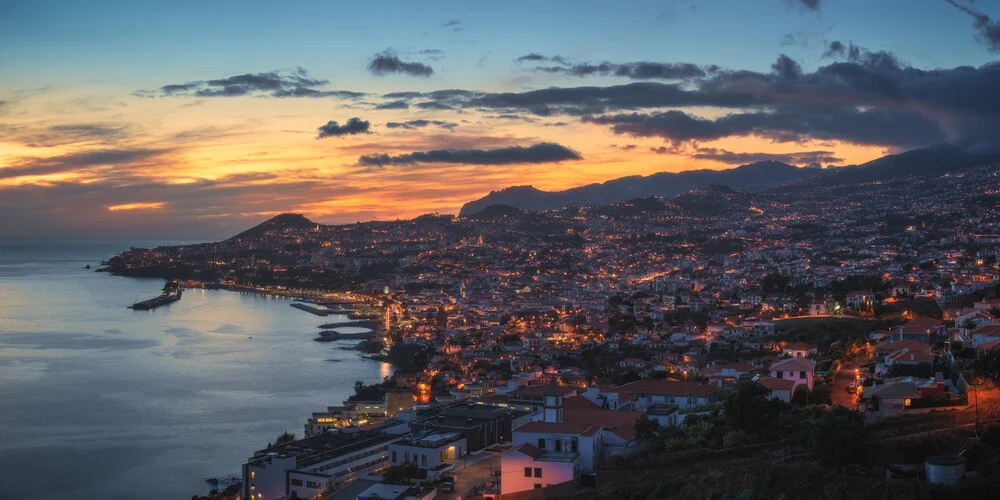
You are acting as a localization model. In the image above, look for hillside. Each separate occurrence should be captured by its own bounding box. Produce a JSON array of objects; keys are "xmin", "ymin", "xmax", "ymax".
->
[{"xmin": 229, "ymin": 213, "xmax": 316, "ymax": 240}]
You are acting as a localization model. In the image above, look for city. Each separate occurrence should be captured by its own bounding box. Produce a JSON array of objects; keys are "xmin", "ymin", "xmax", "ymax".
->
[
  {"xmin": 4, "ymin": 1, "xmax": 1000, "ymax": 499},
  {"xmin": 104, "ymin": 149, "xmax": 1000, "ymax": 499}
]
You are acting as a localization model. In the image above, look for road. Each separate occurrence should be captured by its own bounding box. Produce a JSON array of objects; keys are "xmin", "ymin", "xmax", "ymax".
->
[
  {"xmin": 831, "ymin": 359, "xmax": 864, "ymax": 409},
  {"xmin": 437, "ymin": 450, "xmax": 502, "ymax": 500}
]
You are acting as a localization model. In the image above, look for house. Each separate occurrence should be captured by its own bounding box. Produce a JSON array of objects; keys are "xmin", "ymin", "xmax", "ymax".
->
[
  {"xmin": 702, "ymin": 362, "xmax": 753, "ymax": 379},
  {"xmin": 758, "ymin": 377, "xmax": 797, "ymax": 403},
  {"xmin": 605, "ymin": 379, "xmax": 723, "ymax": 412},
  {"xmin": 616, "ymin": 358, "xmax": 647, "ymax": 370},
  {"xmin": 971, "ymin": 325, "xmax": 1000, "ymax": 348},
  {"xmin": 884, "ymin": 348, "xmax": 935, "ymax": 367},
  {"xmin": 977, "ymin": 338, "xmax": 1000, "ymax": 355},
  {"xmin": 894, "ymin": 317, "xmax": 946, "ymax": 342},
  {"xmin": 809, "ymin": 301, "xmax": 832, "ymax": 316},
  {"xmin": 782, "ymin": 342, "xmax": 817, "ymax": 358},
  {"xmin": 502, "ymin": 443, "xmax": 579, "ymax": 497},
  {"xmin": 769, "ymin": 357, "xmax": 816, "ymax": 392},
  {"xmin": 846, "ymin": 291, "xmax": 875, "ymax": 310},
  {"xmin": 504, "ymin": 380, "xmax": 640, "ymax": 496},
  {"xmin": 875, "ymin": 339, "xmax": 933, "ymax": 362},
  {"xmin": 861, "ymin": 378, "xmax": 921, "ymax": 419}
]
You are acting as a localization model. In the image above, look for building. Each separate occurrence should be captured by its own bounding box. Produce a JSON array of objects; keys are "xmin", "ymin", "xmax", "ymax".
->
[
  {"xmin": 604, "ymin": 379, "xmax": 724, "ymax": 412},
  {"xmin": 243, "ymin": 431, "xmax": 401, "ymax": 500},
  {"xmin": 861, "ymin": 378, "xmax": 921, "ymax": 419},
  {"xmin": 413, "ymin": 403, "xmax": 514, "ymax": 451},
  {"xmin": 846, "ymin": 291, "xmax": 875, "ymax": 310},
  {"xmin": 781, "ymin": 342, "xmax": 817, "ymax": 358},
  {"xmin": 388, "ymin": 431, "xmax": 467, "ymax": 480},
  {"xmin": 758, "ymin": 377, "xmax": 796, "ymax": 403},
  {"xmin": 769, "ymin": 357, "xmax": 816, "ymax": 392},
  {"xmin": 894, "ymin": 317, "xmax": 946, "ymax": 342},
  {"xmin": 501, "ymin": 443, "xmax": 578, "ymax": 496}
]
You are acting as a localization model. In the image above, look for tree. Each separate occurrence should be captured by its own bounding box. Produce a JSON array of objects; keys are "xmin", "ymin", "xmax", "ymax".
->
[
  {"xmin": 810, "ymin": 384, "xmax": 833, "ymax": 405},
  {"xmin": 634, "ymin": 414, "xmax": 661, "ymax": 449},
  {"xmin": 382, "ymin": 462, "xmax": 419, "ymax": 485},
  {"xmin": 791, "ymin": 385, "xmax": 810, "ymax": 406},
  {"xmin": 274, "ymin": 431, "xmax": 296, "ymax": 446},
  {"xmin": 973, "ymin": 348, "xmax": 1000, "ymax": 385},
  {"xmin": 806, "ymin": 407, "xmax": 866, "ymax": 467},
  {"xmin": 724, "ymin": 380, "xmax": 787, "ymax": 433}
]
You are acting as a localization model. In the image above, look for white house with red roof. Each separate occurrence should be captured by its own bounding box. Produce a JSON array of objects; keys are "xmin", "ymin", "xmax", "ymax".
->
[
  {"xmin": 894, "ymin": 317, "xmax": 946, "ymax": 342},
  {"xmin": 781, "ymin": 342, "xmax": 817, "ymax": 358},
  {"xmin": 972, "ymin": 325, "xmax": 1000, "ymax": 348},
  {"xmin": 502, "ymin": 380, "xmax": 643, "ymax": 496},
  {"xmin": 758, "ymin": 377, "xmax": 796, "ymax": 403},
  {"xmin": 769, "ymin": 357, "xmax": 816, "ymax": 392}
]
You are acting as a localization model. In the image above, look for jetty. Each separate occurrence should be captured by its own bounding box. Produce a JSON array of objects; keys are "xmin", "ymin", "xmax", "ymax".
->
[
  {"xmin": 129, "ymin": 281, "xmax": 182, "ymax": 310},
  {"xmin": 314, "ymin": 330, "xmax": 376, "ymax": 342},
  {"xmin": 290, "ymin": 303, "xmax": 332, "ymax": 316}
]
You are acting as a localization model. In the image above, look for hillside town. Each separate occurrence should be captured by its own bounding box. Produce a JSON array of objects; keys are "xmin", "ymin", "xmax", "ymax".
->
[{"xmin": 106, "ymin": 161, "xmax": 1000, "ymax": 500}]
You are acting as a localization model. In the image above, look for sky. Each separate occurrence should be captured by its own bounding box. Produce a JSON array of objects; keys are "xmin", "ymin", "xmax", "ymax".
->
[{"xmin": 2, "ymin": 0, "xmax": 1000, "ymax": 239}]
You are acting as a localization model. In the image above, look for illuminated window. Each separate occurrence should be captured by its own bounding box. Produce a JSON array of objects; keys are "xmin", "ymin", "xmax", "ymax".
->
[{"xmin": 904, "ymin": 398, "xmax": 912, "ymax": 407}]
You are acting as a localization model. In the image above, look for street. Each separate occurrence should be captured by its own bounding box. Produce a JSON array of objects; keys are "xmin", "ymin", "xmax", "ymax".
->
[
  {"xmin": 831, "ymin": 359, "xmax": 863, "ymax": 409},
  {"xmin": 436, "ymin": 450, "xmax": 502, "ymax": 500}
]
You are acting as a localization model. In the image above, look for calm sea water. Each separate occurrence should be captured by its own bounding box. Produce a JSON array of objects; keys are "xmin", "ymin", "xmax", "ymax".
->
[{"xmin": 0, "ymin": 241, "xmax": 391, "ymax": 500}]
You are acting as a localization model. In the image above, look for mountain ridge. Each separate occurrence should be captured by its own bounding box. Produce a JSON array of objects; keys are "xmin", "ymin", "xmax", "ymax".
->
[{"xmin": 458, "ymin": 160, "xmax": 818, "ymax": 216}]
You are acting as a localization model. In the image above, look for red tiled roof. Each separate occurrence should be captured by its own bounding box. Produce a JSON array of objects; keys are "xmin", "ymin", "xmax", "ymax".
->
[
  {"xmin": 613, "ymin": 379, "xmax": 720, "ymax": 397},
  {"xmin": 510, "ymin": 384, "xmax": 577, "ymax": 398},
  {"xmin": 506, "ymin": 442, "xmax": 542, "ymax": 458},
  {"xmin": 516, "ymin": 422, "xmax": 600, "ymax": 436},
  {"xmin": 563, "ymin": 396, "xmax": 601, "ymax": 410},
  {"xmin": 887, "ymin": 349, "xmax": 935, "ymax": 363},
  {"xmin": 564, "ymin": 409, "xmax": 641, "ymax": 441},
  {"xmin": 770, "ymin": 357, "xmax": 816, "ymax": 372},
  {"xmin": 758, "ymin": 377, "xmax": 796, "ymax": 391},
  {"xmin": 978, "ymin": 338, "xmax": 1000, "ymax": 352},
  {"xmin": 973, "ymin": 325, "xmax": 1000, "ymax": 337},
  {"xmin": 900, "ymin": 317, "xmax": 944, "ymax": 332},
  {"xmin": 876, "ymin": 339, "xmax": 933, "ymax": 354}
]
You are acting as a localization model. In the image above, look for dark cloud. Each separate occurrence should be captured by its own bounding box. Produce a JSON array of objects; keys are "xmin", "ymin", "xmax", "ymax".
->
[
  {"xmin": 415, "ymin": 101, "xmax": 455, "ymax": 111},
  {"xmin": 515, "ymin": 53, "xmax": 570, "ymax": 65},
  {"xmin": 383, "ymin": 91, "xmax": 423, "ymax": 99},
  {"xmin": 532, "ymin": 61, "xmax": 707, "ymax": 80},
  {"xmin": 584, "ymin": 105, "xmax": 945, "ymax": 149},
  {"xmin": 688, "ymin": 147, "xmax": 843, "ymax": 166},
  {"xmin": 368, "ymin": 51, "xmax": 435, "ymax": 77},
  {"xmin": 357, "ymin": 142, "xmax": 581, "ymax": 168},
  {"xmin": 375, "ymin": 100, "xmax": 410, "ymax": 110},
  {"xmin": 441, "ymin": 19, "xmax": 462, "ymax": 30},
  {"xmin": 945, "ymin": 0, "xmax": 1000, "ymax": 52},
  {"xmin": 822, "ymin": 40, "xmax": 863, "ymax": 60},
  {"xmin": 153, "ymin": 68, "xmax": 365, "ymax": 99},
  {"xmin": 385, "ymin": 120, "xmax": 458, "ymax": 130},
  {"xmin": 418, "ymin": 49, "xmax": 445, "ymax": 60},
  {"xmin": 0, "ymin": 148, "xmax": 174, "ymax": 180},
  {"xmin": 791, "ymin": 0, "xmax": 820, "ymax": 10},
  {"xmin": 316, "ymin": 118, "xmax": 372, "ymax": 139}
]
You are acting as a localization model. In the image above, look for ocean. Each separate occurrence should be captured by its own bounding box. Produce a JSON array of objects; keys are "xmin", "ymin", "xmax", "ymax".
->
[{"xmin": 0, "ymin": 241, "xmax": 391, "ymax": 499}]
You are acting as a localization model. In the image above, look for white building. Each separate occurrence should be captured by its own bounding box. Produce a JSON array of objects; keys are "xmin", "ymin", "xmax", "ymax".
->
[
  {"xmin": 501, "ymin": 443, "xmax": 578, "ymax": 495},
  {"xmin": 769, "ymin": 357, "xmax": 816, "ymax": 392},
  {"xmin": 387, "ymin": 432, "xmax": 466, "ymax": 480}
]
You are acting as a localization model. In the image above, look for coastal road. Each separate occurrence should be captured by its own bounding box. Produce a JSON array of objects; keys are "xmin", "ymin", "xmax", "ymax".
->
[{"xmin": 832, "ymin": 360, "xmax": 863, "ymax": 409}]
